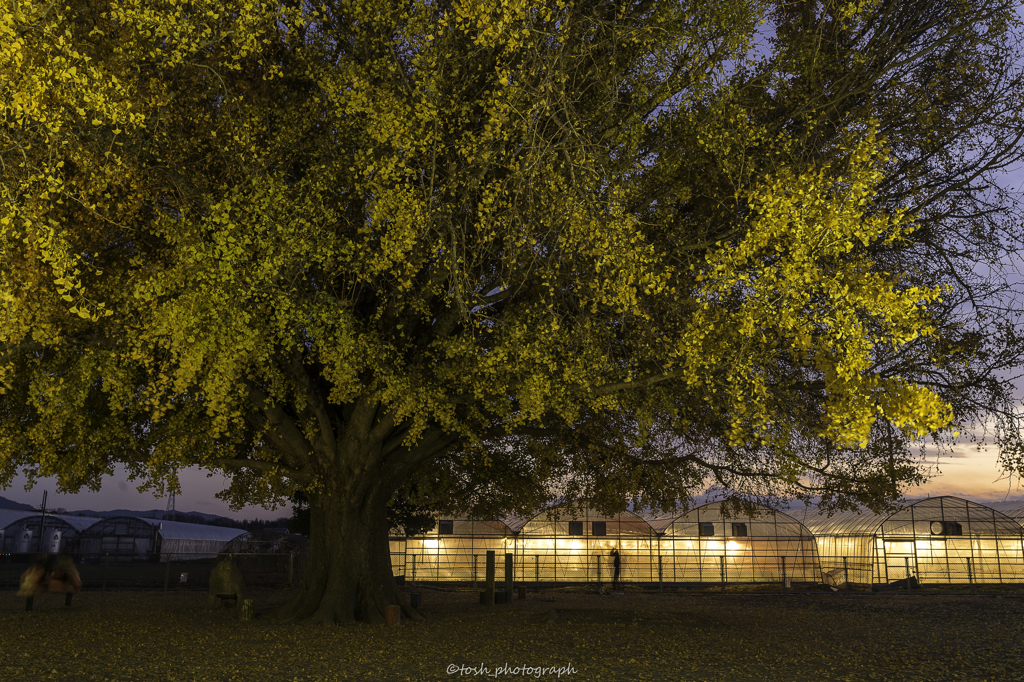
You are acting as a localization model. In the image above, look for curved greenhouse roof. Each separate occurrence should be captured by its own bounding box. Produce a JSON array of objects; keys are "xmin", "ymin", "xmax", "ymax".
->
[
  {"xmin": 519, "ymin": 504, "xmax": 655, "ymax": 536},
  {"xmin": 983, "ymin": 500, "xmax": 1024, "ymax": 523},
  {"xmin": 0, "ymin": 509, "xmax": 39, "ymax": 529},
  {"xmin": 0, "ymin": 511, "xmax": 105, "ymax": 533},
  {"xmin": 126, "ymin": 517, "xmax": 247, "ymax": 543},
  {"xmin": 783, "ymin": 506, "xmax": 887, "ymax": 536},
  {"xmin": 785, "ymin": 496, "xmax": 1023, "ymax": 536},
  {"xmin": 659, "ymin": 501, "xmax": 814, "ymax": 537}
]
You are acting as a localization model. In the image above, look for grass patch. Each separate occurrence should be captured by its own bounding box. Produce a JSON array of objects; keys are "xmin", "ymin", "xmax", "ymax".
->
[{"xmin": 1, "ymin": 586, "xmax": 1021, "ymax": 680}]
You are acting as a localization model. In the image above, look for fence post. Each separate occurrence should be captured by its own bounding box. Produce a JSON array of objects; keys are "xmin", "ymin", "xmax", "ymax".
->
[
  {"xmin": 782, "ymin": 556, "xmax": 788, "ymax": 594},
  {"xmin": 904, "ymin": 557, "xmax": 911, "ymax": 591},
  {"xmin": 485, "ymin": 550, "xmax": 495, "ymax": 605},
  {"xmin": 473, "ymin": 555, "xmax": 478, "ymax": 589},
  {"xmin": 535, "ymin": 555, "xmax": 539, "ymax": 584},
  {"xmin": 720, "ymin": 556, "xmax": 725, "ymax": 592},
  {"xmin": 410, "ymin": 554, "xmax": 415, "ymax": 585},
  {"xmin": 504, "ymin": 553, "xmax": 513, "ymax": 604},
  {"xmin": 843, "ymin": 557, "xmax": 850, "ymax": 591},
  {"xmin": 288, "ymin": 553, "xmax": 294, "ymax": 587},
  {"xmin": 103, "ymin": 553, "xmax": 109, "ymax": 591},
  {"xmin": 164, "ymin": 553, "xmax": 171, "ymax": 593},
  {"xmin": 967, "ymin": 557, "xmax": 974, "ymax": 594},
  {"xmin": 658, "ymin": 555, "xmax": 663, "ymax": 593},
  {"xmin": 597, "ymin": 554, "xmax": 602, "ymax": 584}
]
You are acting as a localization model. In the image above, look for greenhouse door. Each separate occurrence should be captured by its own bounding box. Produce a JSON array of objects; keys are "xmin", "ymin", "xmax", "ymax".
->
[{"xmin": 882, "ymin": 540, "xmax": 916, "ymax": 583}]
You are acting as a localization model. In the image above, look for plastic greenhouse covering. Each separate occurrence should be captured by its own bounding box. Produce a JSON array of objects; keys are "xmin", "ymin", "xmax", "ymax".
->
[
  {"xmin": 786, "ymin": 497, "xmax": 1024, "ymax": 586},
  {"xmin": 650, "ymin": 501, "xmax": 820, "ymax": 584},
  {"xmin": 0, "ymin": 512, "xmax": 105, "ymax": 554},
  {"xmin": 75, "ymin": 516, "xmax": 246, "ymax": 560},
  {"xmin": 5, "ymin": 494, "xmax": 1024, "ymax": 587}
]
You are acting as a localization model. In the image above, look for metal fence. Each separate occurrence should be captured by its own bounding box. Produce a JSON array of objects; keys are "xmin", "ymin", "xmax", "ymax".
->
[
  {"xmin": 400, "ymin": 552, "xmax": 821, "ymax": 586},
  {"xmin": 0, "ymin": 552, "xmax": 305, "ymax": 591},
  {"xmin": 4, "ymin": 550, "xmax": 1020, "ymax": 593}
]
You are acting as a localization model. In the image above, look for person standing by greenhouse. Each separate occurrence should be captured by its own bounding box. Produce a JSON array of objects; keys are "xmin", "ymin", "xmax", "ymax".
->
[{"xmin": 610, "ymin": 549, "xmax": 621, "ymax": 591}]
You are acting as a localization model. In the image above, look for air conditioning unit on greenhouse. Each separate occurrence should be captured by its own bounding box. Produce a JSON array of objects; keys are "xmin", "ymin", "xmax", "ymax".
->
[{"xmin": 929, "ymin": 521, "xmax": 963, "ymax": 536}]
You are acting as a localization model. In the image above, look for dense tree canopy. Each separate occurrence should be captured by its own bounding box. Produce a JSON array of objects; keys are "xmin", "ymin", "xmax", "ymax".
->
[{"xmin": 3, "ymin": 0, "xmax": 1024, "ymax": 622}]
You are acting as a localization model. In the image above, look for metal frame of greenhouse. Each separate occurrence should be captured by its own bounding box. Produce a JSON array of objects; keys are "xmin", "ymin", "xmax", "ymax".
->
[
  {"xmin": 0, "ymin": 511, "xmax": 104, "ymax": 555},
  {"xmin": 75, "ymin": 516, "xmax": 247, "ymax": 562},
  {"xmin": 646, "ymin": 501, "xmax": 821, "ymax": 585},
  {"xmin": 786, "ymin": 496, "xmax": 1024, "ymax": 586}
]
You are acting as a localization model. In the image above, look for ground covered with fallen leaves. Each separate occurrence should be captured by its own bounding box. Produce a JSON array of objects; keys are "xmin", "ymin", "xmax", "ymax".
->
[{"xmin": 1, "ymin": 584, "xmax": 1021, "ymax": 681}]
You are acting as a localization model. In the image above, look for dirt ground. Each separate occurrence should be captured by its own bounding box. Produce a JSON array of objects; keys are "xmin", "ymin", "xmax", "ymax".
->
[{"xmin": 0, "ymin": 584, "xmax": 1021, "ymax": 681}]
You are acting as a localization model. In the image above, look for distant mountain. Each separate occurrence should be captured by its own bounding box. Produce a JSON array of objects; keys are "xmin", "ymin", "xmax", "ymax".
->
[
  {"xmin": 0, "ymin": 496, "xmax": 36, "ymax": 511},
  {"xmin": 0, "ymin": 498, "xmax": 233, "ymax": 523},
  {"xmin": 60, "ymin": 508, "xmax": 233, "ymax": 522}
]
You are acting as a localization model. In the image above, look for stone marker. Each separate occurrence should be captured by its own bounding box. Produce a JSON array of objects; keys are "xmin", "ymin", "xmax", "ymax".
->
[
  {"xmin": 385, "ymin": 604, "xmax": 401, "ymax": 626},
  {"xmin": 240, "ymin": 599, "xmax": 254, "ymax": 621},
  {"xmin": 207, "ymin": 556, "xmax": 245, "ymax": 610}
]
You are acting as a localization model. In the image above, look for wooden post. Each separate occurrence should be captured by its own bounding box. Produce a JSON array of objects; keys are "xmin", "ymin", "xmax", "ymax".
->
[
  {"xmin": 967, "ymin": 557, "xmax": 974, "ymax": 594},
  {"xmin": 535, "ymin": 555, "xmax": 539, "ymax": 584},
  {"xmin": 385, "ymin": 605, "xmax": 400, "ymax": 626},
  {"xmin": 843, "ymin": 557, "xmax": 850, "ymax": 591},
  {"xmin": 410, "ymin": 554, "xmax": 416, "ymax": 585},
  {"xmin": 504, "ymin": 553, "xmax": 513, "ymax": 605},
  {"xmin": 720, "ymin": 555, "xmax": 725, "ymax": 592},
  {"xmin": 658, "ymin": 555, "xmax": 663, "ymax": 593},
  {"xmin": 781, "ymin": 556, "xmax": 788, "ymax": 594},
  {"xmin": 485, "ymin": 550, "xmax": 495, "ymax": 605},
  {"xmin": 597, "ymin": 553, "xmax": 602, "ymax": 584},
  {"xmin": 904, "ymin": 557, "xmax": 911, "ymax": 591},
  {"xmin": 518, "ymin": 585, "xmax": 526, "ymax": 600},
  {"xmin": 241, "ymin": 599, "xmax": 254, "ymax": 621},
  {"xmin": 288, "ymin": 554, "xmax": 294, "ymax": 587},
  {"xmin": 473, "ymin": 554, "xmax": 478, "ymax": 589}
]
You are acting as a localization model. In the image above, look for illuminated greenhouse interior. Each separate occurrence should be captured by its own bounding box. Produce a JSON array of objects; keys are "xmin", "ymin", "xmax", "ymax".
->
[{"xmin": 390, "ymin": 496, "xmax": 1024, "ymax": 586}]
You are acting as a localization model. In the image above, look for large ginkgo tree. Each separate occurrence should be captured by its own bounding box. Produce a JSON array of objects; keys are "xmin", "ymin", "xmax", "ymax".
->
[{"xmin": 3, "ymin": 0, "xmax": 1024, "ymax": 623}]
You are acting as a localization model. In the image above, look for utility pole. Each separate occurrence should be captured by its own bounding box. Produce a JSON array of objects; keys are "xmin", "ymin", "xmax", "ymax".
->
[
  {"xmin": 37, "ymin": 490, "xmax": 47, "ymax": 553},
  {"xmin": 165, "ymin": 465, "xmax": 177, "ymax": 521}
]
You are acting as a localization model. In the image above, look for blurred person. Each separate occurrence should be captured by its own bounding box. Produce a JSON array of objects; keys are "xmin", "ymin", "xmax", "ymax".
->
[
  {"xmin": 49, "ymin": 552, "xmax": 82, "ymax": 606},
  {"xmin": 18, "ymin": 554, "xmax": 49, "ymax": 611},
  {"xmin": 610, "ymin": 548, "xmax": 621, "ymax": 591}
]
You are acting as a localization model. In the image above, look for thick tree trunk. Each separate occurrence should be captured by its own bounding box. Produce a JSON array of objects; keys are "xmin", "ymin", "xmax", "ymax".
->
[{"xmin": 270, "ymin": 473, "xmax": 421, "ymax": 625}]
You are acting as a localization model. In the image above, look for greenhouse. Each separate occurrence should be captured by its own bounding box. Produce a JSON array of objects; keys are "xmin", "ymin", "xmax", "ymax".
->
[
  {"xmin": 646, "ymin": 501, "xmax": 821, "ymax": 584},
  {"xmin": 787, "ymin": 496, "xmax": 1024, "ymax": 586},
  {"xmin": 400, "ymin": 518, "xmax": 516, "ymax": 582},
  {"xmin": 76, "ymin": 516, "xmax": 247, "ymax": 562},
  {"xmin": 0, "ymin": 510, "xmax": 104, "ymax": 555},
  {"xmin": 514, "ymin": 505, "xmax": 657, "ymax": 583},
  {"xmin": 219, "ymin": 529, "xmax": 308, "ymax": 585}
]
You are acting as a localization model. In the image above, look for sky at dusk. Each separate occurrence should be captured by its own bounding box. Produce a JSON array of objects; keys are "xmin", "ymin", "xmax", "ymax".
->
[{"xmin": 4, "ymin": 6, "xmax": 1024, "ymax": 521}]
